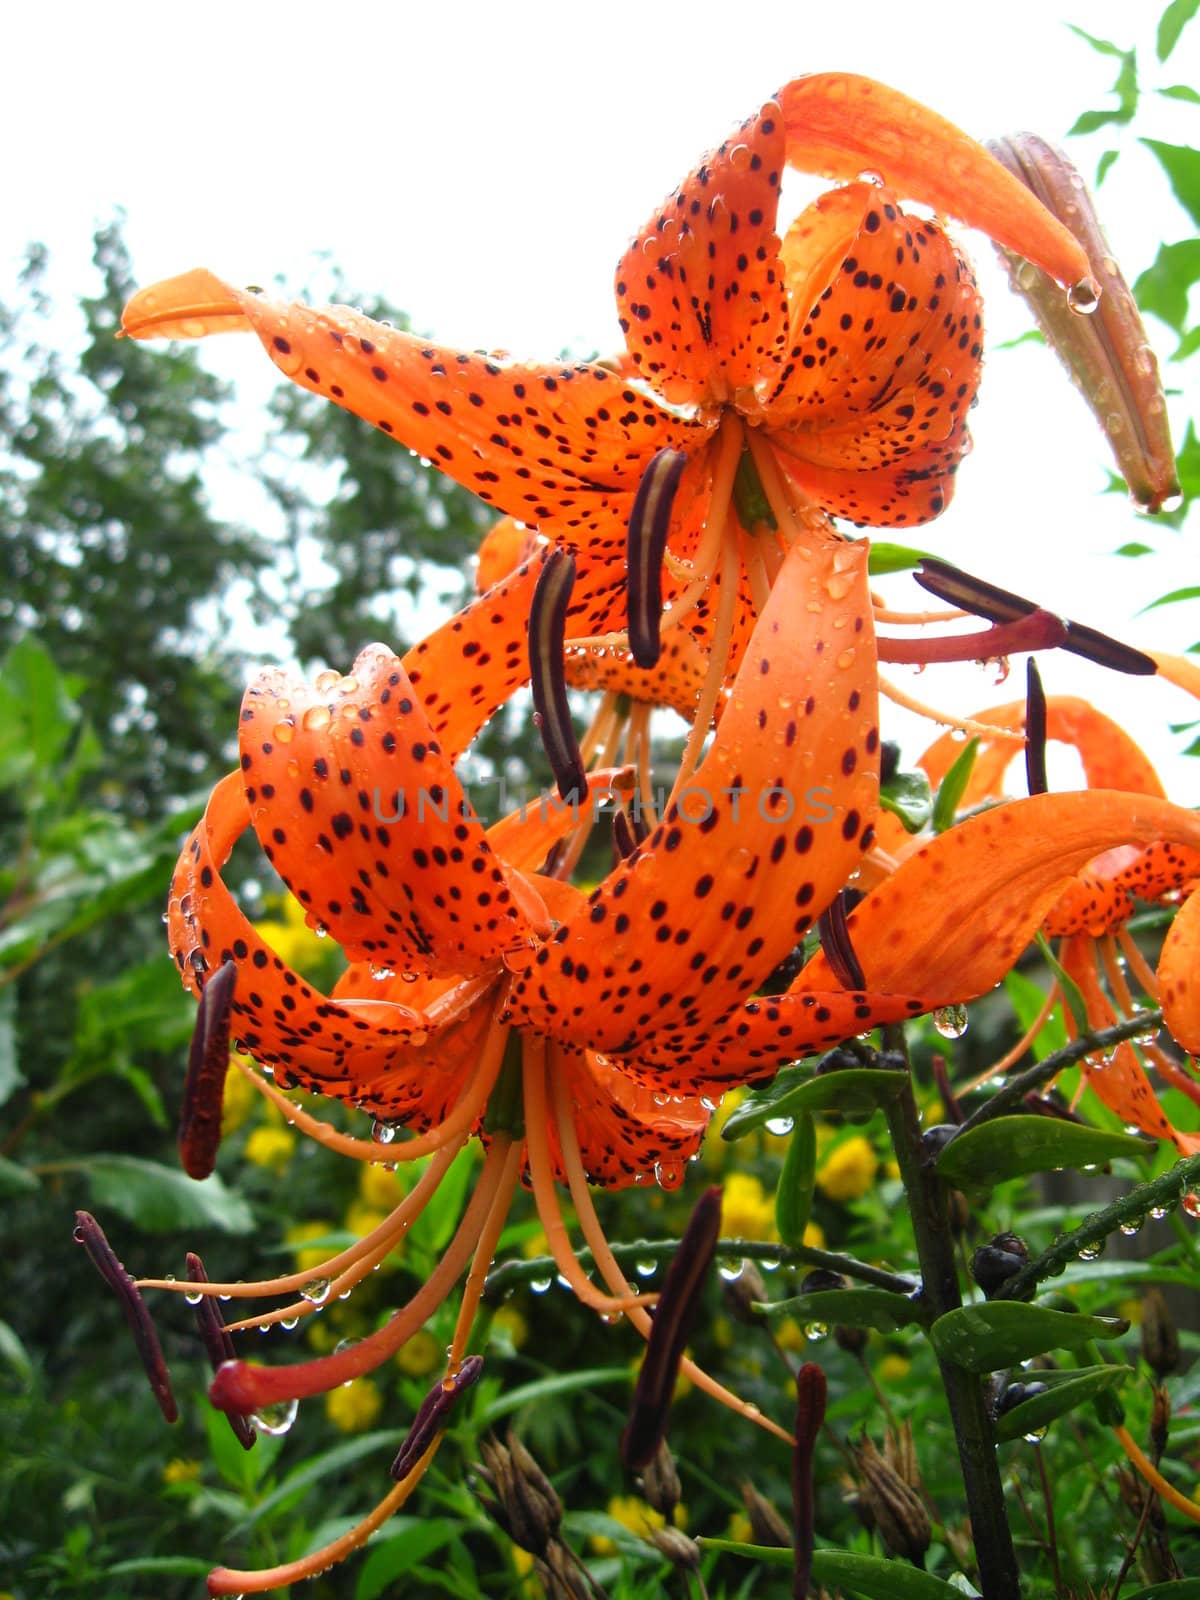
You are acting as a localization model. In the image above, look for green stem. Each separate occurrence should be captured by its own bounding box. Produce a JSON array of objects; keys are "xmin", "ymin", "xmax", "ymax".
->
[
  {"xmin": 881, "ymin": 1027, "xmax": 1020, "ymax": 1600},
  {"xmin": 482, "ymin": 1237, "xmax": 916, "ymax": 1304},
  {"xmin": 997, "ymin": 1150, "xmax": 1200, "ymax": 1302}
]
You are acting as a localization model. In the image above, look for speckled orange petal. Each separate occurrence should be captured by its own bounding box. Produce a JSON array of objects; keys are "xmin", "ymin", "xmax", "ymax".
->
[
  {"xmin": 1058, "ymin": 934, "xmax": 1187, "ymax": 1147},
  {"xmin": 546, "ymin": 1043, "xmax": 709, "ymax": 1189},
  {"xmin": 239, "ymin": 644, "xmax": 537, "ymax": 978},
  {"xmin": 168, "ymin": 774, "xmax": 432, "ymax": 1083},
  {"xmin": 510, "ymin": 530, "xmax": 880, "ymax": 1053},
  {"xmin": 486, "ymin": 768, "xmax": 636, "ymax": 875},
  {"xmin": 122, "ymin": 272, "xmax": 710, "ymax": 548},
  {"xmin": 565, "ymin": 630, "xmax": 714, "ymax": 724},
  {"xmin": 1159, "ymin": 886, "xmax": 1200, "ymax": 1055},
  {"xmin": 800, "ymin": 791, "xmax": 1200, "ymax": 1004},
  {"xmin": 616, "ymin": 100, "xmax": 790, "ymax": 407},
  {"xmin": 777, "ymin": 75, "xmax": 1093, "ymax": 290},
  {"xmin": 766, "ymin": 187, "xmax": 980, "ymax": 527}
]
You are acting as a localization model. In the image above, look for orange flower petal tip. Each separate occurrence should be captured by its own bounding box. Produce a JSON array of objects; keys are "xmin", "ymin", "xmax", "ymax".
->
[
  {"xmin": 778, "ymin": 73, "xmax": 1094, "ymax": 292},
  {"xmin": 120, "ymin": 269, "xmax": 250, "ymax": 340}
]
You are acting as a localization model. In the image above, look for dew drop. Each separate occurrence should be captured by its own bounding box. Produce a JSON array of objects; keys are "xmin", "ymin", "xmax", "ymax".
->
[
  {"xmin": 369, "ymin": 964, "xmax": 396, "ymax": 981},
  {"xmin": 530, "ymin": 1274, "xmax": 553, "ymax": 1294},
  {"xmin": 804, "ymin": 1322, "xmax": 828, "ymax": 1342},
  {"xmin": 1159, "ymin": 491, "xmax": 1184, "ymax": 515},
  {"xmin": 1118, "ymin": 1217, "xmax": 1144, "ymax": 1237},
  {"xmin": 272, "ymin": 719, "xmax": 295, "ymax": 745},
  {"xmin": 764, "ymin": 1115, "xmax": 794, "ymax": 1137},
  {"xmin": 280, "ymin": 1316, "xmax": 299, "ymax": 1331},
  {"xmin": 302, "ymin": 704, "xmax": 332, "ymax": 731},
  {"xmin": 654, "ymin": 1158, "xmax": 685, "ymax": 1191},
  {"xmin": 371, "ymin": 1119, "xmax": 397, "ymax": 1144},
  {"xmin": 718, "ymin": 1259, "xmax": 746, "ymax": 1283},
  {"xmin": 1077, "ymin": 1240, "xmax": 1105, "ymax": 1262},
  {"xmin": 635, "ymin": 1257, "xmax": 658, "ymax": 1278},
  {"xmin": 1067, "ymin": 277, "xmax": 1101, "ymax": 314},
  {"xmin": 933, "ymin": 1004, "xmax": 969, "ymax": 1039},
  {"xmin": 301, "ymin": 1277, "xmax": 332, "ymax": 1305},
  {"xmin": 1023, "ymin": 1426, "xmax": 1048, "ymax": 1445}
]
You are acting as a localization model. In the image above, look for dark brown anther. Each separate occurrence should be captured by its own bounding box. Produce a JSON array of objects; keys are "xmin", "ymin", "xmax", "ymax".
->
[
  {"xmin": 792, "ymin": 1362, "xmax": 827, "ymax": 1599},
  {"xmin": 529, "ymin": 550, "xmax": 586, "ymax": 802},
  {"xmin": 186, "ymin": 1253, "xmax": 255, "ymax": 1450},
  {"xmin": 391, "ymin": 1354, "xmax": 484, "ymax": 1481},
  {"xmin": 622, "ymin": 1186, "xmax": 722, "ymax": 1470},
  {"xmin": 628, "ymin": 447, "xmax": 688, "ymax": 669},
  {"xmin": 1024, "ymin": 658, "xmax": 1048, "ymax": 797},
  {"xmin": 915, "ymin": 558, "xmax": 1155, "ymax": 676},
  {"xmin": 1141, "ymin": 1287, "xmax": 1180, "ymax": 1384},
  {"xmin": 74, "ymin": 1211, "xmax": 178, "ymax": 1423},
  {"xmin": 817, "ymin": 890, "xmax": 866, "ymax": 993},
  {"xmin": 612, "ymin": 807, "xmax": 638, "ymax": 862},
  {"xmin": 178, "ymin": 957, "xmax": 237, "ymax": 1180}
]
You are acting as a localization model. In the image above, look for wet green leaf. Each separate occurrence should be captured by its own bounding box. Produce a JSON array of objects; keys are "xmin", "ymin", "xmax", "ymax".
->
[
  {"xmin": 993, "ymin": 1364, "xmax": 1131, "ymax": 1442},
  {"xmin": 1123, "ymin": 1582, "xmax": 1200, "ymax": 1600},
  {"xmin": 84, "ymin": 1155, "xmax": 254, "ymax": 1234},
  {"xmin": 763, "ymin": 1287, "xmax": 926, "ymax": 1333},
  {"xmin": 700, "ymin": 1541, "xmax": 967, "ymax": 1597},
  {"xmin": 356, "ymin": 1519, "xmax": 461, "ymax": 1600},
  {"xmin": 932, "ymin": 738, "xmax": 978, "ymax": 833},
  {"xmin": 934, "ymin": 1116, "xmax": 1149, "ymax": 1189},
  {"xmin": 476, "ymin": 1366, "xmax": 632, "ymax": 1427},
  {"xmin": 879, "ymin": 769, "xmax": 933, "ymax": 833},
  {"xmin": 722, "ymin": 1068, "xmax": 908, "ymax": 1140},
  {"xmin": 930, "ymin": 1303, "xmax": 1129, "ymax": 1373},
  {"xmin": 775, "ymin": 1112, "xmax": 816, "ymax": 1247},
  {"xmin": 0, "ymin": 1156, "xmax": 39, "ymax": 1197}
]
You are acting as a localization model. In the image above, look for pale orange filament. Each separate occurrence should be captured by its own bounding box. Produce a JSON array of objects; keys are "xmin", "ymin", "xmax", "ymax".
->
[
  {"xmin": 139, "ymin": 1134, "xmax": 466, "ymax": 1309},
  {"xmin": 960, "ymin": 982, "xmax": 1061, "ymax": 1095},
  {"xmin": 521, "ymin": 1040, "xmax": 656, "ymax": 1316},
  {"xmin": 1142, "ymin": 1039, "xmax": 1200, "ymax": 1111},
  {"xmin": 1118, "ymin": 927, "xmax": 1160, "ymax": 1001},
  {"xmin": 222, "ymin": 1006, "xmax": 507, "ymax": 1165},
  {"xmin": 446, "ymin": 1140, "xmax": 524, "ymax": 1369},
  {"xmin": 744, "ymin": 428, "xmax": 815, "ymax": 546},
  {"xmin": 625, "ymin": 699, "xmax": 658, "ymax": 830},
  {"xmin": 740, "ymin": 527, "xmax": 773, "ymax": 615},
  {"xmin": 1100, "ymin": 933, "xmax": 1138, "ymax": 1017},
  {"xmin": 664, "ymin": 411, "xmax": 744, "ymax": 586},
  {"xmin": 549, "ymin": 1066, "xmax": 793, "ymax": 1447},
  {"xmin": 870, "ymin": 601, "xmax": 968, "ymax": 625},
  {"xmin": 877, "ymin": 673, "xmax": 1026, "ymax": 742},
  {"xmin": 668, "ymin": 532, "xmax": 740, "ymax": 804},
  {"xmin": 206, "ymin": 1436, "xmax": 442, "ymax": 1594},
  {"xmin": 1114, "ymin": 1425, "xmax": 1200, "ymax": 1525},
  {"xmin": 578, "ymin": 690, "xmax": 622, "ymax": 768}
]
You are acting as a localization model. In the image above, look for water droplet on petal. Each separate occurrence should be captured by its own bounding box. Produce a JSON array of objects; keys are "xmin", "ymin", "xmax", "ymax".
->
[
  {"xmin": 372, "ymin": 1120, "xmax": 397, "ymax": 1145},
  {"xmin": 1067, "ymin": 276, "xmax": 1101, "ymax": 314},
  {"xmin": 302, "ymin": 704, "xmax": 332, "ymax": 731},
  {"xmin": 933, "ymin": 1005, "xmax": 969, "ymax": 1039},
  {"xmin": 250, "ymin": 1397, "xmax": 299, "ymax": 1437}
]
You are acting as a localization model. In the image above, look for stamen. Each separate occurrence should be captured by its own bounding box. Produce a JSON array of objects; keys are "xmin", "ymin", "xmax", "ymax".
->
[
  {"xmin": 628, "ymin": 448, "xmax": 688, "ymax": 668},
  {"xmin": 915, "ymin": 559, "xmax": 1155, "ymax": 675},
  {"xmin": 445, "ymin": 1144, "xmax": 523, "ymax": 1368},
  {"xmin": 522, "ymin": 1039, "xmax": 656, "ymax": 1317},
  {"xmin": 529, "ymin": 550, "xmax": 586, "ymax": 801},
  {"xmin": 209, "ymin": 1137, "xmax": 515, "ymax": 1411},
  {"xmin": 876, "ymin": 609, "xmax": 1068, "ymax": 665},
  {"xmin": 817, "ymin": 891, "xmax": 866, "ymax": 992},
  {"xmin": 1143, "ymin": 1038, "xmax": 1200, "ymax": 1113},
  {"xmin": 612, "ymin": 808, "xmax": 638, "ymax": 860},
  {"xmin": 187, "ymin": 1253, "xmax": 255, "ymax": 1450},
  {"xmin": 549, "ymin": 1066, "xmax": 792, "ymax": 1446},
  {"xmin": 206, "ymin": 1436, "xmax": 443, "ymax": 1594},
  {"xmin": 792, "ymin": 1362, "xmax": 827, "ymax": 1600},
  {"xmin": 74, "ymin": 1211, "xmax": 177, "ymax": 1423},
  {"xmin": 668, "ymin": 533, "xmax": 740, "ymax": 804},
  {"xmin": 877, "ymin": 674, "xmax": 1025, "ymax": 743},
  {"xmin": 391, "ymin": 1355, "xmax": 484, "ymax": 1481},
  {"xmin": 1025, "ymin": 658, "xmax": 1048, "ymax": 797},
  {"xmin": 1113, "ymin": 1424, "xmax": 1200, "ymax": 1526},
  {"xmin": 622, "ymin": 1186, "xmax": 722, "ymax": 1469},
  {"xmin": 178, "ymin": 958, "xmax": 237, "ymax": 1179},
  {"xmin": 1117, "ymin": 927, "xmax": 1159, "ymax": 1001}
]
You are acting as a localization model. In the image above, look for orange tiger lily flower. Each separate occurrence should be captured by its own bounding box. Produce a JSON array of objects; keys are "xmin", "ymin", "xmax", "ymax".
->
[
  {"xmin": 121, "ymin": 73, "xmax": 1094, "ymax": 709},
  {"xmin": 861, "ymin": 696, "xmax": 1200, "ymax": 1150}
]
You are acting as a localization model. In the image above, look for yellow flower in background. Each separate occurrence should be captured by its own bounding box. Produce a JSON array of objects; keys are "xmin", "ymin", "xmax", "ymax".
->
[
  {"xmin": 324, "ymin": 1377, "xmax": 383, "ymax": 1434},
  {"xmin": 344, "ymin": 1199, "xmax": 393, "ymax": 1244},
  {"xmin": 721, "ymin": 1174, "xmax": 776, "ymax": 1242},
  {"xmin": 286, "ymin": 1220, "xmax": 336, "ymax": 1276},
  {"xmin": 220, "ymin": 1057, "xmax": 259, "ymax": 1134},
  {"xmin": 590, "ymin": 1496, "xmax": 687, "ymax": 1554},
  {"xmin": 802, "ymin": 1221, "xmax": 826, "ymax": 1251},
  {"xmin": 492, "ymin": 1304, "xmax": 529, "ymax": 1351},
  {"xmin": 877, "ymin": 1354, "xmax": 912, "ymax": 1384},
  {"xmin": 359, "ymin": 1160, "xmax": 403, "ymax": 1210},
  {"xmin": 162, "ymin": 1458, "xmax": 202, "ymax": 1486},
  {"xmin": 243, "ymin": 1125, "xmax": 296, "ymax": 1171},
  {"xmin": 395, "ymin": 1328, "xmax": 441, "ymax": 1378},
  {"xmin": 816, "ymin": 1136, "xmax": 879, "ymax": 1204}
]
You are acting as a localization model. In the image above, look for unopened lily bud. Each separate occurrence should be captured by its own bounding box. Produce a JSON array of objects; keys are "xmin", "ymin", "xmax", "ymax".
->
[
  {"xmin": 649, "ymin": 1525, "xmax": 701, "ymax": 1571},
  {"xmin": 854, "ymin": 1435, "xmax": 931, "ymax": 1567},
  {"xmin": 722, "ymin": 1259, "xmax": 769, "ymax": 1326},
  {"xmin": 741, "ymin": 1480, "xmax": 792, "ymax": 1547},
  {"xmin": 1151, "ymin": 1385, "xmax": 1171, "ymax": 1462},
  {"xmin": 1141, "ymin": 1287, "xmax": 1180, "ymax": 1381},
  {"xmin": 640, "ymin": 1440, "xmax": 681, "ymax": 1520},
  {"xmin": 475, "ymin": 1431, "xmax": 562, "ymax": 1557},
  {"xmin": 988, "ymin": 133, "xmax": 1179, "ymax": 514}
]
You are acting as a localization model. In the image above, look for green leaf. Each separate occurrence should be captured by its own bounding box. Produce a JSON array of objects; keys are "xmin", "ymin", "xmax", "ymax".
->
[
  {"xmin": 993, "ymin": 328, "xmax": 1046, "ymax": 351},
  {"xmin": 933, "ymin": 1116, "xmax": 1149, "ymax": 1190},
  {"xmin": 1066, "ymin": 24, "xmax": 1130, "ymax": 58},
  {"xmin": 2, "ymin": 634, "xmax": 80, "ymax": 779},
  {"xmin": 700, "ymin": 1541, "xmax": 967, "ymax": 1597},
  {"xmin": 1096, "ymin": 150, "xmax": 1120, "ymax": 185},
  {"xmin": 993, "ymin": 1365, "xmax": 1131, "ymax": 1442},
  {"xmin": 0, "ymin": 985, "xmax": 23, "ymax": 1108},
  {"xmin": 355, "ymin": 1519, "xmax": 460, "ymax": 1600},
  {"xmin": 0, "ymin": 1317, "xmax": 34, "ymax": 1385},
  {"xmin": 763, "ymin": 1287, "xmax": 926, "ymax": 1333},
  {"xmin": 238, "ymin": 1431, "xmax": 396, "ymax": 1528},
  {"xmin": 1157, "ymin": 0, "xmax": 1200, "ymax": 60},
  {"xmin": 1142, "ymin": 140, "xmax": 1200, "ymax": 228},
  {"xmin": 1123, "ymin": 1580, "xmax": 1200, "ymax": 1599},
  {"xmin": 203, "ymin": 1401, "xmax": 283, "ymax": 1494},
  {"xmin": 1142, "ymin": 583, "xmax": 1200, "ymax": 612},
  {"xmin": 721, "ymin": 1067, "xmax": 908, "ymax": 1140},
  {"xmin": 83, "ymin": 1155, "xmax": 255, "ymax": 1234},
  {"xmin": 105, "ymin": 1557, "xmax": 214, "ymax": 1578},
  {"xmin": 775, "ymin": 1113, "xmax": 816, "ymax": 1247},
  {"xmin": 930, "ymin": 1303, "xmax": 1129, "ymax": 1373},
  {"xmin": 1134, "ymin": 240, "xmax": 1200, "ymax": 335},
  {"xmin": 0, "ymin": 1156, "xmax": 40, "ymax": 1197},
  {"xmin": 932, "ymin": 738, "xmax": 978, "ymax": 833},
  {"xmin": 1160, "ymin": 84, "xmax": 1200, "ymax": 103},
  {"xmin": 1035, "ymin": 934, "xmax": 1091, "ymax": 1034},
  {"xmin": 879, "ymin": 769, "xmax": 933, "ymax": 833},
  {"xmin": 1115, "ymin": 541, "xmax": 1153, "ymax": 557},
  {"xmin": 867, "ymin": 541, "xmax": 932, "ymax": 576},
  {"xmin": 475, "ymin": 1366, "xmax": 632, "ymax": 1427}
]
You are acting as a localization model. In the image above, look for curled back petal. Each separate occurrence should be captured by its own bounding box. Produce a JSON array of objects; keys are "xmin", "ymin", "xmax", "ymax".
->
[
  {"xmin": 511, "ymin": 530, "xmax": 880, "ymax": 1054},
  {"xmin": 1159, "ymin": 886, "xmax": 1200, "ymax": 1055},
  {"xmin": 616, "ymin": 100, "xmax": 790, "ymax": 407},
  {"xmin": 777, "ymin": 74, "xmax": 1093, "ymax": 291},
  {"xmin": 122, "ymin": 271, "xmax": 712, "ymax": 548},
  {"xmin": 239, "ymin": 644, "xmax": 541, "ymax": 978}
]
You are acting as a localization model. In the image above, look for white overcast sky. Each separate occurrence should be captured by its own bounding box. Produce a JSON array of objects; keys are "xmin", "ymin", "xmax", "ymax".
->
[{"xmin": 3, "ymin": 1, "xmax": 1198, "ymax": 791}]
